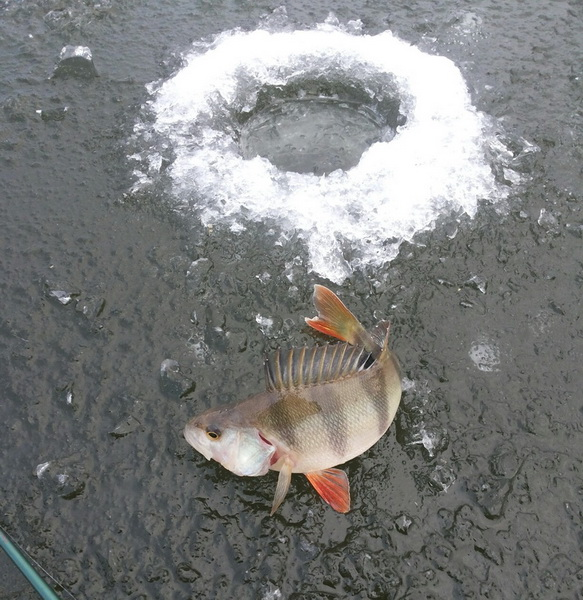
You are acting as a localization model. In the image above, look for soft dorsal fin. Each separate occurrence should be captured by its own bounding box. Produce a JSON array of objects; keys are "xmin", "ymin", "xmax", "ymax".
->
[
  {"xmin": 264, "ymin": 343, "xmax": 374, "ymax": 392},
  {"xmin": 370, "ymin": 320, "xmax": 390, "ymax": 351},
  {"xmin": 305, "ymin": 285, "xmax": 380, "ymax": 357}
]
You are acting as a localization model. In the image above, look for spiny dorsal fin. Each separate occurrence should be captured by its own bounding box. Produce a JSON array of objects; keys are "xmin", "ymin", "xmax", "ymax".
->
[{"xmin": 264, "ymin": 343, "xmax": 375, "ymax": 392}]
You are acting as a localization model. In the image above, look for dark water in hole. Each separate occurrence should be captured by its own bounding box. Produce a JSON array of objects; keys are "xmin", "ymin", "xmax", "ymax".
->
[
  {"xmin": 0, "ymin": 1, "xmax": 582, "ymax": 599},
  {"xmin": 240, "ymin": 98, "xmax": 393, "ymax": 175},
  {"xmin": 237, "ymin": 74, "xmax": 402, "ymax": 175}
]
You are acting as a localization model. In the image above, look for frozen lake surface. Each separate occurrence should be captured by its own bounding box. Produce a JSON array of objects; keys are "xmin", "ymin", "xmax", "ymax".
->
[{"xmin": 0, "ymin": 1, "xmax": 582, "ymax": 598}]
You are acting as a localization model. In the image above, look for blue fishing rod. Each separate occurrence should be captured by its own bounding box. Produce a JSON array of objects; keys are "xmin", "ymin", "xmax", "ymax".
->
[{"xmin": 0, "ymin": 525, "xmax": 61, "ymax": 600}]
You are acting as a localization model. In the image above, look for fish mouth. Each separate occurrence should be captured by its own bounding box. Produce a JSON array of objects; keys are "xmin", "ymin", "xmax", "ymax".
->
[{"xmin": 183, "ymin": 424, "xmax": 212, "ymax": 461}]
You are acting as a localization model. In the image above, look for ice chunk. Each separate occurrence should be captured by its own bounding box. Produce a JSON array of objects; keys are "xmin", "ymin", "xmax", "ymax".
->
[
  {"xmin": 160, "ymin": 358, "xmax": 180, "ymax": 374},
  {"xmin": 52, "ymin": 45, "xmax": 98, "ymax": 79},
  {"xmin": 35, "ymin": 462, "xmax": 51, "ymax": 478},
  {"xmin": 399, "ymin": 418, "xmax": 448, "ymax": 458},
  {"xmin": 537, "ymin": 208, "xmax": 561, "ymax": 236},
  {"xmin": 48, "ymin": 290, "xmax": 75, "ymax": 305},
  {"xmin": 403, "ymin": 424, "xmax": 449, "ymax": 458},
  {"xmin": 256, "ymin": 271, "xmax": 271, "ymax": 284},
  {"xmin": 465, "ymin": 274, "xmax": 487, "ymax": 294},
  {"xmin": 255, "ymin": 314, "xmax": 274, "ymax": 335},
  {"xmin": 395, "ymin": 513, "xmax": 413, "ymax": 534},
  {"xmin": 261, "ymin": 585, "xmax": 282, "ymax": 600},
  {"xmin": 429, "ymin": 464, "xmax": 456, "ymax": 492},
  {"xmin": 75, "ymin": 295, "xmax": 105, "ymax": 320},
  {"xmin": 420, "ymin": 427, "xmax": 448, "ymax": 457}
]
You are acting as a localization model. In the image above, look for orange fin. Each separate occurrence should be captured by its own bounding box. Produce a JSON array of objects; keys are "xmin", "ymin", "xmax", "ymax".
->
[
  {"xmin": 305, "ymin": 468, "xmax": 350, "ymax": 513},
  {"xmin": 305, "ymin": 285, "xmax": 378, "ymax": 355},
  {"xmin": 306, "ymin": 317, "xmax": 349, "ymax": 341}
]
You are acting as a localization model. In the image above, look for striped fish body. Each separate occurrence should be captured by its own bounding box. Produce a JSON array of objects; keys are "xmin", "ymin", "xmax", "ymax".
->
[
  {"xmin": 184, "ymin": 285, "xmax": 402, "ymax": 514},
  {"xmin": 255, "ymin": 345, "xmax": 401, "ymax": 475}
]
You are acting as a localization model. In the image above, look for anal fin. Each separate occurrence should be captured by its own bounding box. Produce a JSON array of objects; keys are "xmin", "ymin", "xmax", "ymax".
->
[{"xmin": 305, "ymin": 468, "xmax": 350, "ymax": 513}]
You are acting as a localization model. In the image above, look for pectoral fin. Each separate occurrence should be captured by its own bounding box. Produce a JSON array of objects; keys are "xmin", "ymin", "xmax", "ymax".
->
[
  {"xmin": 306, "ymin": 468, "xmax": 350, "ymax": 513},
  {"xmin": 271, "ymin": 458, "xmax": 293, "ymax": 515}
]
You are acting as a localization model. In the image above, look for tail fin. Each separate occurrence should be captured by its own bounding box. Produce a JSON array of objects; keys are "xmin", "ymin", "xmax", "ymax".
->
[{"xmin": 305, "ymin": 285, "xmax": 380, "ymax": 356}]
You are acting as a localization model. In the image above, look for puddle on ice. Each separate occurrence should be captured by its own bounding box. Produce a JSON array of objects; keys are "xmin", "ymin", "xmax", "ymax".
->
[{"xmin": 131, "ymin": 12, "xmax": 531, "ymax": 283}]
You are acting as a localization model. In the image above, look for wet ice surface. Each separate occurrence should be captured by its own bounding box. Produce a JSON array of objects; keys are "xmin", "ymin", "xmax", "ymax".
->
[{"xmin": 1, "ymin": 0, "xmax": 583, "ymax": 599}]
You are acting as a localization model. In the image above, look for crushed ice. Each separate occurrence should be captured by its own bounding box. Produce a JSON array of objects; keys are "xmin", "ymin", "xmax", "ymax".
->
[
  {"xmin": 48, "ymin": 290, "xmax": 74, "ymax": 305},
  {"xmin": 255, "ymin": 314, "xmax": 274, "ymax": 335},
  {"xmin": 131, "ymin": 11, "xmax": 532, "ymax": 283},
  {"xmin": 469, "ymin": 337, "xmax": 501, "ymax": 372}
]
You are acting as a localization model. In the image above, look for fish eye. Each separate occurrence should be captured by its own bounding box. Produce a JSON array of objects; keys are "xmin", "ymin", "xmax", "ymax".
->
[{"xmin": 206, "ymin": 429, "xmax": 221, "ymax": 440}]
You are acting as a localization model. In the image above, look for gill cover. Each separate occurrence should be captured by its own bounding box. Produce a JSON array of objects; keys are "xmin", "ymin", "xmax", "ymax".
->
[{"xmin": 183, "ymin": 424, "xmax": 275, "ymax": 477}]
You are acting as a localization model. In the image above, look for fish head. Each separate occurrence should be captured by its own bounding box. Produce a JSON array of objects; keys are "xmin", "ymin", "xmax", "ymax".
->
[{"xmin": 184, "ymin": 412, "xmax": 275, "ymax": 477}]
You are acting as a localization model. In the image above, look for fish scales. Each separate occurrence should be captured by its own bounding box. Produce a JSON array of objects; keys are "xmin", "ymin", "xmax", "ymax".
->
[
  {"xmin": 255, "ymin": 386, "xmax": 351, "ymax": 465},
  {"xmin": 183, "ymin": 284, "xmax": 402, "ymax": 514},
  {"xmin": 256, "ymin": 360, "xmax": 399, "ymax": 473}
]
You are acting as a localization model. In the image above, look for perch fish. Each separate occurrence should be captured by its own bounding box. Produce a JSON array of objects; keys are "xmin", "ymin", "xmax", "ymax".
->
[{"xmin": 184, "ymin": 284, "xmax": 402, "ymax": 514}]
